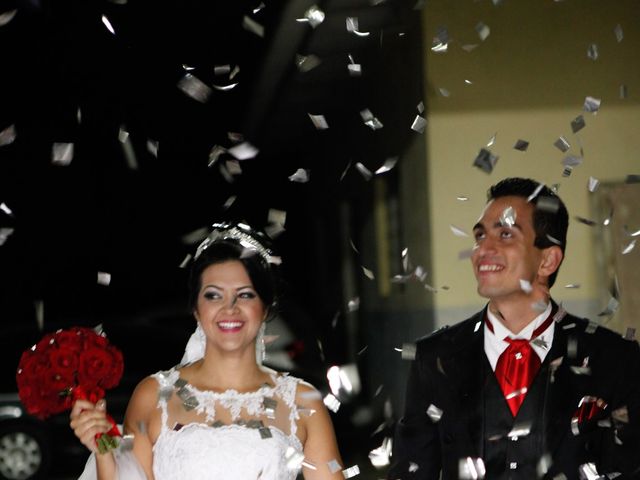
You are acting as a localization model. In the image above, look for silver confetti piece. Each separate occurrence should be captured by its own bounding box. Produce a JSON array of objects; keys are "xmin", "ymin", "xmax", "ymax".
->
[
  {"xmin": 554, "ymin": 136, "xmax": 571, "ymax": 152},
  {"xmin": 585, "ymin": 322, "xmax": 599, "ymax": 334},
  {"xmin": 431, "ymin": 26, "xmax": 449, "ymax": 53},
  {"xmin": 253, "ymin": 2, "xmax": 265, "ymax": 14},
  {"xmin": 146, "ymin": 139, "xmax": 158, "ymax": 157},
  {"xmin": 500, "ymin": 206, "xmax": 516, "ymax": 227},
  {"xmin": 323, "ymin": 393, "xmax": 341, "ymax": 412},
  {"xmin": 438, "ymin": 87, "xmax": 450, "ymax": 97},
  {"xmin": 475, "ymin": 22, "xmax": 490, "ymax": 41},
  {"xmin": 263, "ymin": 397, "xmax": 278, "ymax": 419},
  {"xmin": 598, "ymin": 297, "xmax": 619, "ymax": 316},
  {"xmin": 308, "ymin": 113, "xmax": 329, "ymax": 130},
  {"xmin": 375, "ymin": 157, "xmax": 398, "ymax": 174},
  {"xmin": 177, "ymin": 74, "xmax": 212, "ymax": 103},
  {"xmin": 401, "ymin": 343, "xmax": 417, "ymax": 360},
  {"xmin": 621, "ymin": 327, "xmax": 636, "ymax": 342},
  {"xmin": 52, "ymin": 142, "xmax": 74, "ymax": 166},
  {"xmin": 347, "ymin": 63, "xmax": 362, "ymax": 76},
  {"xmin": 562, "ymin": 155, "xmax": 582, "ymax": 167},
  {"xmin": 228, "ymin": 141, "xmax": 258, "ymax": 160},
  {"xmin": 259, "ymin": 427, "xmax": 272, "ymax": 439},
  {"xmin": 462, "ymin": 44, "xmax": 478, "ymax": 52},
  {"xmin": 301, "ymin": 5, "xmax": 325, "ymax": 28},
  {"xmin": 368, "ymin": 437, "xmax": 392, "ymax": 468},
  {"xmin": 295, "ymin": 54, "xmax": 322, "ymax": 73},
  {"xmin": 622, "ymin": 239, "xmax": 636, "ymax": 255},
  {"xmin": 101, "ymin": 15, "xmax": 116, "ymax": 34},
  {"xmin": 360, "ymin": 109, "xmax": 383, "ymax": 130},
  {"xmin": 97, "ymin": 272, "xmax": 111, "ymax": 286},
  {"xmin": 587, "ymin": 44, "xmax": 599, "ymax": 61},
  {"xmin": 459, "ymin": 457, "xmax": 486, "ymax": 480},
  {"xmin": 285, "ymin": 446, "xmax": 306, "ymax": 470},
  {"xmin": 225, "ymin": 159, "xmax": 242, "ymax": 176},
  {"xmin": 519, "ymin": 279, "xmax": 532, "ymax": 293},
  {"xmin": 588, "ymin": 176, "xmax": 600, "ymax": 192},
  {"xmin": 526, "ymin": 183, "xmax": 545, "ymax": 202},
  {"xmin": 513, "ymin": 139, "xmax": 529, "ymax": 151},
  {"xmin": 411, "ymin": 115, "xmax": 427, "ymax": 133},
  {"xmin": 620, "ymin": 84, "xmax": 628, "ymax": 100},
  {"xmin": 0, "ymin": 124, "xmax": 16, "ymax": 146},
  {"xmin": 355, "ymin": 162, "xmax": 373, "ymax": 181},
  {"xmin": 426, "ymin": 404, "xmax": 443, "ymax": 422},
  {"xmin": 0, "ymin": 228, "xmax": 14, "ymax": 247},
  {"xmin": 288, "ymin": 168, "xmax": 310, "ymax": 183},
  {"xmin": 212, "ymin": 82, "xmax": 239, "ymax": 91},
  {"xmin": 457, "ymin": 195, "xmax": 469, "ymax": 201},
  {"xmin": 507, "ymin": 422, "xmax": 532, "ymax": 440},
  {"xmin": 0, "ymin": 9, "xmax": 17, "ymax": 26},
  {"xmin": 614, "ymin": 24, "xmax": 623, "ymax": 43},
  {"xmin": 487, "ymin": 132, "xmax": 497, "ymax": 147},
  {"xmin": 575, "ymin": 216, "xmax": 597, "ymax": 227},
  {"xmin": 178, "ymin": 254, "xmax": 192, "ymax": 269},
  {"xmin": 346, "ymin": 17, "xmax": 369, "ymax": 37},
  {"xmin": 327, "ymin": 459, "xmax": 342, "ymax": 474},
  {"xmin": 347, "ymin": 297, "xmax": 360, "ymax": 312},
  {"xmin": 473, "ymin": 148, "xmax": 498, "ymax": 174},
  {"xmin": 207, "ymin": 145, "xmax": 227, "ymax": 167},
  {"xmin": 565, "ymin": 284, "xmax": 581, "ymax": 289},
  {"xmin": 342, "ymin": 465, "xmax": 360, "ymax": 478},
  {"xmin": 242, "ymin": 16, "xmax": 264, "ymax": 37},
  {"xmin": 583, "ymin": 96, "xmax": 601, "ymax": 113},
  {"xmin": 531, "ymin": 300, "xmax": 548, "ymax": 313},
  {"xmin": 362, "ymin": 265, "xmax": 374, "ymax": 279},
  {"xmin": 571, "ymin": 115, "xmax": 586, "ymax": 133},
  {"xmin": 0, "ymin": 202, "xmax": 13, "ymax": 216},
  {"xmin": 450, "ymin": 225, "xmax": 469, "ymax": 237},
  {"xmin": 579, "ymin": 463, "xmax": 601, "ymax": 480}
]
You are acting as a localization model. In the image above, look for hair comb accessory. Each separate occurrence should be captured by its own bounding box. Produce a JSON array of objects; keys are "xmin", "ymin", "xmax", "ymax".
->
[{"xmin": 194, "ymin": 222, "xmax": 281, "ymax": 265}]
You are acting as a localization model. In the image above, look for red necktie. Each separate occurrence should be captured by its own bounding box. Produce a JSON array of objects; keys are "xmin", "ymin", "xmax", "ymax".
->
[{"xmin": 486, "ymin": 310, "xmax": 554, "ymax": 417}]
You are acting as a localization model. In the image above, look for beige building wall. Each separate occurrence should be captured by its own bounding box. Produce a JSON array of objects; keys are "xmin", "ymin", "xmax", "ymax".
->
[{"xmin": 420, "ymin": 0, "xmax": 640, "ymax": 329}]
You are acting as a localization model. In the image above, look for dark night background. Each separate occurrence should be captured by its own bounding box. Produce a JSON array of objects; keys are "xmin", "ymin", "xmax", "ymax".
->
[{"xmin": 0, "ymin": 0, "xmax": 424, "ymax": 477}]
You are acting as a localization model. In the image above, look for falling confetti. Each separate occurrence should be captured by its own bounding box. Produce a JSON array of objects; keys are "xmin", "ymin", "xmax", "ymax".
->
[
  {"xmin": 355, "ymin": 162, "xmax": 373, "ymax": 181},
  {"xmin": 308, "ymin": 113, "xmax": 329, "ymax": 130},
  {"xmin": 288, "ymin": 168, "xmax": 310, "ymax": 183},
  {"xmin": 588, "ymin": 176, "xmax": 599, "ymax": 192},
  {"xmin": 583, "ymin": 96, "xmax": 601, "ymax": 113},
  {"xmin": 52, "ymin": 142, "xmax": 74, "ymax": 166},
  {"xmin": 0, "ymin": 124, "xmax": 16, "ymax": 146},
  {"xmin": 411, "ymin": 115, "xmax": 427, "ymax": 133},
  {"xmin": 296, "ymin": 54, "xmax": 322, "ymax": 72},
  {"xmin": 242, "ymin": 16, "xmax": 264, "ymax": 37},
  {"xmin": 101, "ymin": 15, "xmax": 116, "ymax": 34},
  {"xmin": 97, "ymin": 272, "xmax": 111, "ymax": 286},
  {"xmin": 360, "ymin": 109, "xmax": 384, "ymax": 130},
  {"xmin": 228, "ymin": 141, "xmax": 259, "ymax": 160},
  {"xmin": 300, "ymin": 5, "xmax": 325, "ymax": 28},
  {"xmin": 473, "ymin": 148, "xmax": 498, "ymax": 174},
  {"xmin": 554, "ymin": 136, "xmax": 571, "ymax": 152},
  {"xmin": 0, "ymin": 9, "xmax": 17, "ymax": 26},
  {"xmin": 449, "ymin": 225, "xmax": 469, "ymax": 237},
  {"xmin": 177, "ymin": 73, "xmax": 212, "ymax": 103},
  {"xmin": 513, "ymin": 139, "xmax": 529, "ymax": 151},
  {"xmin": 587, "ymin": 43, "xmax": 598, "ymax": 61},
  {"xmin": 571, "ymin": 115, "xmax": 586, "ymax": 133},
  {"xmin": 375, "ymin": 157, "xmax": 398, "ymax": 175},
  {"xmin": 614, "ymin": 24, "xmax": 623, "ymax": 43},
  {"xmin": 475, "ymin": 22, "xmax": 490, "ymax": 41},
  {"xmin": 622, "ymin": 239, "xmax": 636, "ymax": 255}
]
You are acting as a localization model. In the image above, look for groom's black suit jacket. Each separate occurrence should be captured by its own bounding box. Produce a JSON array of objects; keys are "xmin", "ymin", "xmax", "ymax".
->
[{"xmin": 388, "ymin": 305, "xmax": 640, "ymax": 479}]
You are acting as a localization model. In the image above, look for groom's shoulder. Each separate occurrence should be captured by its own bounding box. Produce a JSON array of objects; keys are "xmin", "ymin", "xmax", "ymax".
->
[{"xmin": 414, "ymin": 310, "xmax": 484, "ymax": 351}]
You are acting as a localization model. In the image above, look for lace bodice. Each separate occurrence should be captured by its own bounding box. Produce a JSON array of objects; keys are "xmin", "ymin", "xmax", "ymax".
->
[{"xmin": 151, "ymin": 367, "xmax": 305, "ymax": 480}]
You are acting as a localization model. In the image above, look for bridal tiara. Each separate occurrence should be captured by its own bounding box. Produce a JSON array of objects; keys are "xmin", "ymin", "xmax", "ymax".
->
[{"xmin": 194, "ymin": 222, "xmax": 281, "ymax": 265}]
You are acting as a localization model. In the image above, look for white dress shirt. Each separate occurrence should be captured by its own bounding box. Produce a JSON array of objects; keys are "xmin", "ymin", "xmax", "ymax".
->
[{"xmin": 484, "ymin": 302, "xmax": 555, "ymax": 371}]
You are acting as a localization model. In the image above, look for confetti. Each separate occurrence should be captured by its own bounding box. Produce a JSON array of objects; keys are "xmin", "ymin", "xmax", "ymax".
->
[
  {"xmin": 457, "ymin": 195, "xmax": 469, "ymax": 201},
  {"xmin": 513, "ymin": 139, "xmax": 529, "ymax": 151},
  {"xmin": 622, "ymin": 239, "xmax": 636, "ymax": 255},
  {"xmin": 101, "ymin": 15, "xmax": 116, "ymax": 34},
  {"xmin": 426, "ymin": 404, "xmax": 443, "ymax": 422},
  {"xmin": 500, "ymin": 206, "xmax": 516, "ymax": 227},
  {"xmin": 0, "ymin": 9, "xmax": 17, "ymax": 26},
  {"xmin": 409, "ymin": 462, "xmax": 419, "ymax": 472},
  {"xmin": 624, "ymin": 327, "xmax": 636, "ymax": 340},
  {"xmin": 597, "ymin": 297, "xmax": 619, "ymax": 316},
  {"xmin": 411, "ymin": 115, "xmax": 427, "ymax": 133},
  {"xmin": 583, "ymin": 96, "xmax": 601, "ymax": 113},
  {"xmin": 228, "ymin": 141, "xmax": 259, "ymax": 160},
  {"xmin": 225, "ymin": 159, "xmax": 242, "ymax": 176},
  {"xmin": 588, "ymin": 177, "xmax": 599, "ymax": 192},
  {"xmin": 459, "ymin": 457, "xmax": 486, "ymax": 480},
  {"xmin": 0, "ymin": 124, "xmax": 16, "ymax": 146},
  {"xmin": 587, "ymin": 44, "xmax": 599, "ymax": 61},
  {"xmin": 97, "ymin": 272, "xmax": 111, "ymax": 286},
  {"xmin": 342, "ymin": 465, "xmax": 360, "ymax": 478},
  {"xmin": 288, "ymin": 168, "xmax": 310, "ymax": 183},
  {"xmin": 507, "ymin": 422, "xmax": 532, "ymax": 440},
  {"xmin": 473, "ymin": 148, "xmax": 498, "ymax": 174},
  {"xmin": 536, "ymin": 196, "xmax": 560, "ymax": 213},
  {"xmin": 461, "ymin": 44, "xmax": 478, "ymax": 52},
  {"xmin": 438, "ymin": 87, "xmax": 450, "ymax": 97},
  {"xmin": 620, "ymin": 84, "xmax": 628, "ymax": 99},
  {"xmin": 565, "ymin": 284, "xmax": 581, "ymax": 289},
  {"xmin": 0, "ymin": 202, "xmax": 13, "ymax": 216},
  {"xmin": 52, "ymin": 142, "xmax": 74, "ymax": 166},
  {"xmin": 375, "ymin": 157, "xmax": 398, "ymax": 175},
  {"xmin": 308, "ymin": 113, "xmax": 329, "ymax": 130},
  {"xmin": 295, "ymin": 54, "xmax": 322, "ymax": 73},
  {"xmin": 347, "ymin": 297, "xmax": 360, "ymax": 312},
  {"xmin": 486, "ymin": 132, "xmax": 497, "ymax": 147},
  {"xmin": 400, "ymin": 343, "xmax": 417, "ymax": 360},
  {"xmin": 554, "ymin": 136, "xmax": 571, "ymax": 152},
  {"xmin": 285, "ymin": 446, "xmax": 306, "ymax": 470},
  {"xmin": 146, "ymin": 139, "xmax": 159, "ymax": 158},
  {"xmin": 360, "ymin": 109, "xmax": 383, "ymax": 130},
  {"xmin": 431, "ymin": 26, "xmax": 449, "ymax": 53},
  {"xmin": 571, "ymin": 115, "xmax": 586, "ymax": 133},
  {"xmin": 327, "ymin": 459, "xmax": 342, "ymax": 474},
  {"xmin": 207, "ymin": 145, "xmax": 227, "ymax": 167},
  {"xmin": 614, "ymin": 24, "xmax": 623, "ymax": 43},
  {"xmin": 449, "ymin": 225, "xmax": 469, "ymax": 237},
  {"xmin": 299, "ymin": 5, "xmax": 325, "ymax": 28},
  {"xmin": 475, "ymin": 22, "xmax": 490, "ymax": 41},
  {"xmin": 355, "ymin": 162, "xmax": 373, "ymax": 181},
  {"xmin": 368, "ymin": 437, "xmax": 392, "ymax": 468},
  {"xmin": 579, "ymin": 463, "xmax": 601, "ymax": 480},
  {"xmin": 177, "ymin": 73, "xmax": 212, "ymax": 103},
  {"xmin": 323, "ymin": 393, "xmax": 340, "ymax": 412},
  {"xmin": 519, "ymin": 279, "xmax": 532, "ymax": 293},
  {"xmin": 0, "ymin": 228, "xmax": 14, "ymax": 246},
  {"xmin": 242, "ymin": 16, "xmax": 264, "ymax": 37},
  {"xmin": 346, "ymin": 17, "xmax": 369, "ymax": 37},
  {"xmin": 361, "ymin": 265, "xmax": 375, "ymax": 280},
  {"xmin": 575, "ymin": 216, "xmax": 597, "ymax": 227}
]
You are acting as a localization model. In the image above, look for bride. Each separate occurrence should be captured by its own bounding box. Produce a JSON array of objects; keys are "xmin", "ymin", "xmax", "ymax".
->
[{"xmin": 69, "ymin": 222, "xmax": 345, "ymax": 479}]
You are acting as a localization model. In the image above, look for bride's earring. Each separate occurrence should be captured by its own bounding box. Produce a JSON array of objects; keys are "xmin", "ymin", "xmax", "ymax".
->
[{"xmin": 255, "ymin": 321, "xmax": 266, "ymax": 365}]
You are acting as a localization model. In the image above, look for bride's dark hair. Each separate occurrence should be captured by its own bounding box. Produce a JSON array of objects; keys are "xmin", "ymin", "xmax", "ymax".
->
[{"xmin": 187, "ymin": 230, "xmax": 278, "ymax": 316}]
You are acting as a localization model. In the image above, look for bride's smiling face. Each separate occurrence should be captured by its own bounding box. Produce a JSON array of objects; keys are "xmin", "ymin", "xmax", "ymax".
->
[{"xmin": 194, "ymin": 260, "xmax": 267, "ymax": 354}]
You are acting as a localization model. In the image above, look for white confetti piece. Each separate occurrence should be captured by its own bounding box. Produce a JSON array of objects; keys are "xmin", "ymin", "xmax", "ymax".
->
[
  {"xmin": 228, "ymin": 141, "xmax": 259, "ymax": 160},
  {"xmin": 101, "ymin": 14, "xmax": 116, "ymax": 34},
  {"xmin": 411, "ymin": 115, "xmax": 427, "ymax": 133},
  {"xmin": 308, "ymin": 113, "xmax": 329, "ymax": 130},
  {"xmin": 52, "ymin": 142, "xmax": 74, "ymax": 166},
  {"xmin": 288, "ymin": 168, "xmax": 310, "ymax": 183},
  {"xmin": 177, "ymin": 73, "xmax": 212, "ymax": 103},
  {"xmin": 0, "ymin": 124, "xmax": 16, "ymax": 146}
]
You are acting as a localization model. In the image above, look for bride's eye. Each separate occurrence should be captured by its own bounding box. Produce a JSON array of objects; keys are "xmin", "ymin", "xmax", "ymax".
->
[
  {"xmin": 238, "ymin": 291, "xmax": 257, "ymax": 299},
  {"xmin": 203, "ymin": 291, "xmax": 221, "ymax": 300}
]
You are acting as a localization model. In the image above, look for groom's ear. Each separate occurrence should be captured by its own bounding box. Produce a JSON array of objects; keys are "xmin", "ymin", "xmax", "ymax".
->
[{"xmin": 193, "ymin": 311, "xmax": 200, "ymax": 321}]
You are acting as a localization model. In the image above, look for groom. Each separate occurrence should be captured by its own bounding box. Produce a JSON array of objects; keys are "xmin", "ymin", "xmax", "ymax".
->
[{"xmin": 388, "ymin": 177, "xmax": 640, "ymax": 479}]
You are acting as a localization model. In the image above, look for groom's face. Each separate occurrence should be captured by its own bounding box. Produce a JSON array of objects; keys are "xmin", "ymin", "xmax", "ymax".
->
[{"xmin": 471, "ymin": 196, "xmax": 544, "ymax": 302}]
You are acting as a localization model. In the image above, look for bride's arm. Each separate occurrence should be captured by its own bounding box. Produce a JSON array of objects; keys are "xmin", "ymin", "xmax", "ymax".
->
[
  {"xmin": 121, "ymin": 377, "xmax": 160, "ymax": 480},
  {"xmin": 296, "ymin": 382, "xmax": 345, "ymax": 480}
]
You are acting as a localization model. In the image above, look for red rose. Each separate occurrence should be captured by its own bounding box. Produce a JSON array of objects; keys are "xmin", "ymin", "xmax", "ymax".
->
[
  {"xmin": 48, "ymin": 347, "xmax": 79, "ymax": 375},
  {"xmin": 100, "ymin": 346, "xmax": 124, "ymax": 389},
  {"xmin": 77, "ymin": 348, "xmax": 114, "ymax": 388},
  {"xmin": 82, "ymin": 330, "xmax": 108, "ymax": 349},
  {"xmin": 54, "ymin": 329, "xmax": 84, "ymax": 350}
]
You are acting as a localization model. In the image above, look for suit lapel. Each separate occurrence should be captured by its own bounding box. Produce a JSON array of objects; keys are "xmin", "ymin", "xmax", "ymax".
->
[{"xmin": 439, "ymin": 310, "xmax": 488, "ymax": 458}]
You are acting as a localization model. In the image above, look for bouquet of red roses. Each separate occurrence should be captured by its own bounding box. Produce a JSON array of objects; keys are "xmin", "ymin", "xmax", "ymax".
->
[{"xmin": 16, "ymin": 326, "xmax": 124, "ymax": 453}]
